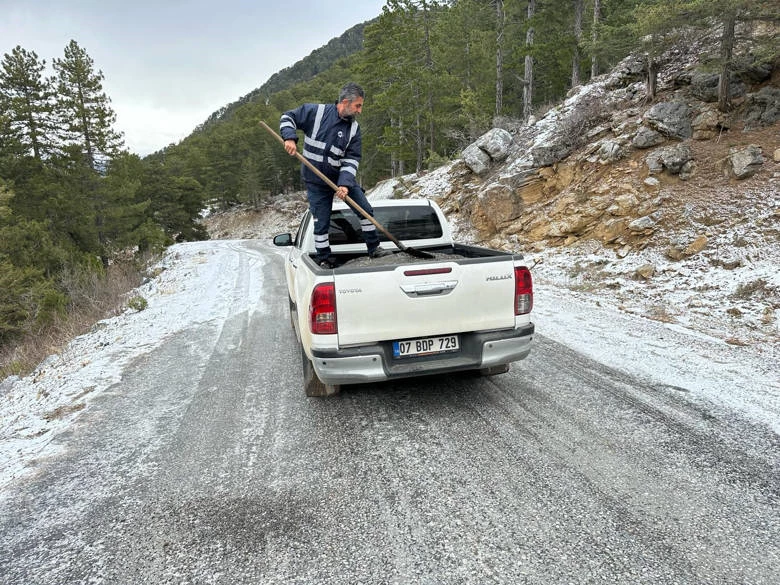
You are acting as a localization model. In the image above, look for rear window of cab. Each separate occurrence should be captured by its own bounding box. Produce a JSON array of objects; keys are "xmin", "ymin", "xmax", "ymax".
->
[{"xmin": 328, "ymin": 205, "xmax": 443, "ymax": 244}]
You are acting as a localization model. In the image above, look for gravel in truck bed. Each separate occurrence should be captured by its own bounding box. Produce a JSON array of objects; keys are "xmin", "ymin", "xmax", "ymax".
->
[{"xmin": 341, "ymin": 251, "xmax": 467, "ymax": 269}]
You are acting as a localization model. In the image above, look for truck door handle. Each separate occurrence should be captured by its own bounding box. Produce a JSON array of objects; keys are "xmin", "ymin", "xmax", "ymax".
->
[{"xmin": 400, "ymin": 281, "xmax": 457, "ymax": 297}]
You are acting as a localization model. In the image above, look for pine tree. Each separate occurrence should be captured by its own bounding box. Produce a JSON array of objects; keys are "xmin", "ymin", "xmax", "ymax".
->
[
  {"xmin": 591, "ymin": 0, "xmax": 602, "ymax": 78},
  {"xmin": 524, "ymin": 0, "xmax": 536, "ymax": 121},
  {"xmin": 678, "ymin": 0, "xmax": 779, "ymax": 111},
  {"xmin": 53, "ymin": 40, "xmax": 123, "ymax": 170},
  {"xmin": 590, "ymin": 0, "xmax": 646, "ymax": 78},
  {"xmin": 572, "ymin": 0, "xmax": 585, "ymax": 87},
  {"xmin": 360, "ymin": 1, "xmax": 428, "ymax": 175},
  {"xmin": 495, "ymin": 0, "xmax": 506, "ymax": 115},
  {"xmin": 431, "ymin": 0, "xmax": 494, "ymax": 143},
  {"xmin": 100, "ymin": 153, "xmax": 157, "ymax": 252},
  {"xmin": 0, "ymin": 179, "xmax": 68, "ymax": 345},
  {"xmin": 238, "ymin": 154, "xmax": 263, "ymax": 208},
  {"xmin": 139, "ymin": 161, "xmax": 206, "ymax": 242},
  {"xmin": 0, "ymin": 46, "xmax": 55, "ymax": 160}
]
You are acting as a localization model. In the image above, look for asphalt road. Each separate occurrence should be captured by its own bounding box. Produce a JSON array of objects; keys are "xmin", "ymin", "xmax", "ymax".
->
[{"xmin": 1, "ymin": 241, "xmax": 778, "ymax": 584}]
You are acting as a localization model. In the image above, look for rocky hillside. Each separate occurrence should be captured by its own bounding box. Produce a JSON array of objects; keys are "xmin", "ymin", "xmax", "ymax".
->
[{"xmin": 204, "ymin": 49, "xmax": 779, "ymax": 355}]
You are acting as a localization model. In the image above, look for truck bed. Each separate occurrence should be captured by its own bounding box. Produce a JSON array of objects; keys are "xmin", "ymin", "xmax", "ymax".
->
[{"xmin": 317, "ymin": 243, "xmax": 514, "ymax": 270}]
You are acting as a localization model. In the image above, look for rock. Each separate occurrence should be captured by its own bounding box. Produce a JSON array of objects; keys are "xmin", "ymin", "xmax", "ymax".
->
[
  {"xmin": 476, "ymin": 128, "xmax": 513, "ymax": 161},
  {"xmin": 608, "ymin": 193, "xmax": 639, "ymax": 217},
  {"xmin": 603, "ymin": 54, "xmax": 646, "ymax": 89},
  {"xmin": 716, "ymin": 255, "xmax": 743, "ymax": 270},
  {"xmin": 690, "ymin": 72, "xmax": 719, "ymax": 102},
  {"xmin": 728, "ymin": 145, "xmax": 764, "ymax": 179},
  {"xmin": 531, "ymin": 142, "xmax": 573, "ymax": 167},
  {"xmin": 679, "ymin": 160, "xmax": 696, "ymax": 180},
  {"xmin": 774, "ymin": 148, "xmax": 780, "ymax": 163},
  {"xmin": 646, "ymin": 154, "xmax": 665, "ymax": 174},
  {"xmin": 691, "ymin": 108, "xmax": 728, "ymax": 141},
  {"xmin": 684, "ymin": 234, "xmax": 708, "ymax": 255},
  {"xmin": 635, "ymin": 264, "xmax": 656, "ymax": 279},
  {"xmin": 598, "ymin": 140, "xmax": 624, "ymax": 161},
  {"xmin": 587, "ymin": 125, "xmax": 610, "ymax": 140},
  {"xmin": 644, "ymin": 101, "xmax": 693, "ymax": 139},
  {"xmin": 738, "ymin": 61, "xmax": 773, "ymax": 84},
  {"xmin": 646, "ymin": 144, "xmax": 693, "ymax": 175},
  {"xmin": 643, "ymin": 177, "xmax": 660, "ymax": 188},
  {"xmin": 599, "ymin": 219, "xmax": 628, "ymax": 243},
  {"xmin": 666, "ymin": 246, "xmax": 685, "ymax": 260},
  {"xmin": 628, "ymin": 215, "xmax": 657, "ymax": 232},
  {"xmin": 632, "ymin": 126, "xmax": 665, "ymax": 149},
  {"xmin": 463, "ymin": 128, "xmax": 515, "ymax": 174},
  {"xmin": 690, "ymin": 71, "xmax": 746, "ymax": 103},
  {"xmin": 743, "ymin": 87, "xmax": 780, "ymax": 129},
  {"xmin": 463, "ymin": 143, "xmax": 491, "ymax": 174},
  {"xmin": 547, "ymin": 216, "xmax": 591, "ymax": 237},
  {"xmin": 470, "ymin": 183, "xmax": 522, "ymax": 235}
]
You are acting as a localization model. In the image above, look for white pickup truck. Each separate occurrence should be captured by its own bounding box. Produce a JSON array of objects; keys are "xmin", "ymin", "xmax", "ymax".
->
[{"xmin": 273, "ymin": 198, "xmax": 535, "ymax": 396}]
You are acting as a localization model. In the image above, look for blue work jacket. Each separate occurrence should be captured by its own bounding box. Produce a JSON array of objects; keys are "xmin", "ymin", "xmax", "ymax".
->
[{"xmin": 280, "ymin": 102, "xmax": 362, "ymax": 188}]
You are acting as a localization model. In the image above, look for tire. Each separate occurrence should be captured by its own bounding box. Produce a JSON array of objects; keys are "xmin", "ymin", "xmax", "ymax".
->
[
  {"xmin": 301, "ymin": 346, "xmax": 341, "ymax": 397},
  {"xmin": 479, "ymin": 363, "xmax": 510, "ymax": 376}
]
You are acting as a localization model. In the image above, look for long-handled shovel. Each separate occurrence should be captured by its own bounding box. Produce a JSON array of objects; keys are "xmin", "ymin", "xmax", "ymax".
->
[{"xmin": 260, "ymin": 121, "xmax": 435, "ymax": 259}]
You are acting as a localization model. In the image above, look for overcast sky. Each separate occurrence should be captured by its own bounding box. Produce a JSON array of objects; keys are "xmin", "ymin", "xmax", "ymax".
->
[{"xmin": 2, "ymin": 0, "xmax": 387, "ymax": 155}]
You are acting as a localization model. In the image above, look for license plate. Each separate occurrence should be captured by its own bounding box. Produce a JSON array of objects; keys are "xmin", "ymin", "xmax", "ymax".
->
[{"xmin": 393, "ymin": 335, "xmax": 460, "ymax": 358}]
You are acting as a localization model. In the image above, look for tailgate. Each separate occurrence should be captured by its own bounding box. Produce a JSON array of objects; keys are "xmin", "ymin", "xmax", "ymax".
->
[{"xmin": 334, "ymin": 259, "xmax": 517, "ymax": 346}]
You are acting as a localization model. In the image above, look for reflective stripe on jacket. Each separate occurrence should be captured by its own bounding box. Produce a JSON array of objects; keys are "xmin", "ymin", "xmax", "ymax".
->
[{"xmin": 280, "ymin": 102, "xmax": 361, "ymax": 188}]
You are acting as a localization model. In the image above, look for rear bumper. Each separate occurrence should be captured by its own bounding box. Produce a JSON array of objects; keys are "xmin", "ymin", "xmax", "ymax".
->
[{"xmin": 310, "ymin": 323, "xmax": 534, "ymax": 385}]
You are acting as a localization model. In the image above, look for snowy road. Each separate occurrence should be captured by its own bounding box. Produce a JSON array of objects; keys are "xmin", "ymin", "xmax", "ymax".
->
[{"xmin": 1, "ymin": 240, "xmax": 778, "ymax": 584}]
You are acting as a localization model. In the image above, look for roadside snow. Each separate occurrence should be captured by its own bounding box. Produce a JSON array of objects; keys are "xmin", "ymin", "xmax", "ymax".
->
[
  {"xmin": 0, "ymin": 235, "xmax": 777, "ymax": 491},
  {"xmin": 534, "ymin": 283, "xmax": 779, "ymax": 432},
  {"xmin": 0, "ymin": 240, "xmax": 266, "ymax": 490}
]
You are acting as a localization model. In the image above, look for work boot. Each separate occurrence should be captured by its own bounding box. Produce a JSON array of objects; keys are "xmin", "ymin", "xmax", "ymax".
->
[
  {"xmin": 318, "ymin": 257, "xmax": 337, "ymax": 269},
  {"xmin": 368, "ymin": 246, "xmax": 392, "ymax": 259}
]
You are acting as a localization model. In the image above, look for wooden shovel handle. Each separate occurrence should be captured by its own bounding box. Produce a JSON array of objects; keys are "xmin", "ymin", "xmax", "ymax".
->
[{"xmin": 259, "ymin": 121, "xmax": 406, "ymax": 249}]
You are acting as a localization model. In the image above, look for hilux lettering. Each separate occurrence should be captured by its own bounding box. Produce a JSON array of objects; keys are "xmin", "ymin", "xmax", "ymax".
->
[{"xmin": 486, "ymin": 274, "xmax": 512, "ymax": 281}]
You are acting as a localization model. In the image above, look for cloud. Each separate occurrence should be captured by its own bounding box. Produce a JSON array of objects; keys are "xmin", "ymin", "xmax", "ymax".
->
[{"xmin": 1, "ymin": 0, "xmax": 387, "ymax": 155}]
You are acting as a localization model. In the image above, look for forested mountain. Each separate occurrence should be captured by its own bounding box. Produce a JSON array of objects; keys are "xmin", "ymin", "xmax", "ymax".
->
[
  {"xmin": 197, "ymin": 21, "xmax": 370, "ymax": 130},
  {"xmin": 154, "ymin": 0, "xmax": 778, "ymax": 207},
  {"xmin": 1, "ymin": 0, "xmax": 777, "ymax": 365}
]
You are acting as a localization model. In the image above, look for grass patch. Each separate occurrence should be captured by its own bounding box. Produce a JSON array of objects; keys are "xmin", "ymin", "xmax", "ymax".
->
[
  {"xmin": 731, "ymin": 279, "xmax": 770, "ymax": 300},
  {"xmin": 0, "ymin": 255, "xmax": 154, "ymax": 379},
  {"xmin": 647, "ymin": 307, "xmax": 678, "ymax": 323},
  {"xmin": 43, "ymin": 402, "xmax": 86, "ymax": 421},
  {"xmin": 127, "ymin": 295, "xmax": 148, "ymax": 312}
]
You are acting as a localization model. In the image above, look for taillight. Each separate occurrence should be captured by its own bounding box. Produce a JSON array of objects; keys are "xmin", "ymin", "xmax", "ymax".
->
[
  {"xmin": 310, "ymin": 283, "xmax": 337, "ymax": 334},
  {"xmin": 514, "ymin": 266, "xmax": 533, "ymax": 315}
]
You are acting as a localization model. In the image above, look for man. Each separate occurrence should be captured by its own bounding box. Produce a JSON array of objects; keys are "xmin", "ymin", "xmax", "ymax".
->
[{"xmin": 280, "ymin": 82, "xmax": 390, "ymax": 268}]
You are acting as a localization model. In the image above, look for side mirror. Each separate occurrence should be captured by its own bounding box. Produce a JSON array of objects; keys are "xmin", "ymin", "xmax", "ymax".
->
[{"xmin": 273, "ymin": 233, "xmax": 293, "ymax": 247}]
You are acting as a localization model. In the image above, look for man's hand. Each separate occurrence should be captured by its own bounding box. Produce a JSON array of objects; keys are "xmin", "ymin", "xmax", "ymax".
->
[
  {"xmin": 284, "ymin": 139, "xmax": 297, "ymax": 156},
  {"xmin": 335, "ymin": 186, "xmax": 348, "ymax": 201}
]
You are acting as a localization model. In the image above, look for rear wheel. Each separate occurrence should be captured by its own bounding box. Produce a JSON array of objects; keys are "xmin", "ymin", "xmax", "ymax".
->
[
  {"xmin": 479, "ymin": 364, "xmax": 510, "ymax": 376},
  {"xmin": 301, "ymin": 346, "xmax": 341, "ymax": 397}
]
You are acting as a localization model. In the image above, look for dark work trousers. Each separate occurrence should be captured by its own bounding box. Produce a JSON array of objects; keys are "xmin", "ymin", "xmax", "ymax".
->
[{"xmin": 306, "ymin": 182, "xmax": 380, "ymax": 261}]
